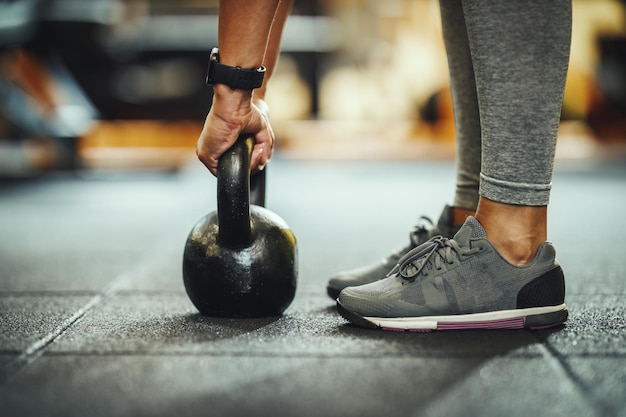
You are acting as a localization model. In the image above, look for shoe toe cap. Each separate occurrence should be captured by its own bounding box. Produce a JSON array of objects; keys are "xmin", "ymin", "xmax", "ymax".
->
[
  {"xmin": 338, "ymin": 286, "xmax": 397, "ymax": 317},
  {"xmin": 327, "ymin": 264, "xmax": 390, "ymax": 293}
]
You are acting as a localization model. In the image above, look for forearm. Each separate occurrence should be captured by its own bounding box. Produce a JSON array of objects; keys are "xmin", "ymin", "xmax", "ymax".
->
[
  {"xmin": 197, "ymin": 0, "xmax": 284, "ymax": 176},
  {"xmin": 257, "ymin": 0, "xmax": 293, "ymax": 100},
  {"xmin": 214, "ymin": 0, "xmax": 283, "ymax": 111},
  {"xmin": 218, "ymin": 0, "xmax": 281, "ymax": 69}
]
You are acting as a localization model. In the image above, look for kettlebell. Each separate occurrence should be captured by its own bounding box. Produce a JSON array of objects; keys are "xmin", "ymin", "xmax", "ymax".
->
[{"xmin": 182, "ymin": 135, "xmax": 298, "ymax": 317}]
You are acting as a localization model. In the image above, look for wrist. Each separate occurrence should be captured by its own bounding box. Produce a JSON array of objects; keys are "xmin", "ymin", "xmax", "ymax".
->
[
  {"xmin": 252, "ymin": 96, "xmax": 270, "ymax": 118},
  {"xmin": 212, "ymin": 84, "xmax": 253, "ymax": 112}
]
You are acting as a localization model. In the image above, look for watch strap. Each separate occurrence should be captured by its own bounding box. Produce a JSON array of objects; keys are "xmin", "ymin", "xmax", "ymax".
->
[{"xmin": 206, "ymin": 48, "xmax": 266, "ymax": 90}]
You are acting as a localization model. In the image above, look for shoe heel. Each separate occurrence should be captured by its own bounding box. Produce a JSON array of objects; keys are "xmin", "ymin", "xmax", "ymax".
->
[
  {"xmin": 517, "ymin": 266, "xmax": 566, "ymax": 308},
  {"xmin": 525, "ymin": 307, "xmax": 568, "ymax": 330}
]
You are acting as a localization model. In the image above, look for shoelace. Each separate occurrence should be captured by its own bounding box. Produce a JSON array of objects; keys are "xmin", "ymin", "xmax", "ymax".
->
[{"xmin": 388, "ymin": 236, "xmax": 480, "ymax": 281}]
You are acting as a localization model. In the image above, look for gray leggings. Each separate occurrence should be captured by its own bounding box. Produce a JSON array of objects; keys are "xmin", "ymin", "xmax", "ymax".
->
[{"xmin": 439, "ymin": 0, "xmax": 572, "ymax": 208}]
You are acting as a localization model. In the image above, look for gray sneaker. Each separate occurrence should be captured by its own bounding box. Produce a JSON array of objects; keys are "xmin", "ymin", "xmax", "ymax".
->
[
  {"xmin": 326, "ymin": 205, "xmax": 461, "ymax": 300},
  {"xmin": 337, "ymin": 217, "xmax": 567, "ymax": 331}
]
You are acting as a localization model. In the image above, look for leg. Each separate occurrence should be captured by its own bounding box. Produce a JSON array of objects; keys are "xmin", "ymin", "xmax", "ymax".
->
[
  {"xmin": 325, "ymin": 0, "xmax": 481, "ymax": 298},
  {"xmin": 439, "ymin": 0, "xmax": 481, "ymax": 215},
  {"xmin": 337, "ymin": 0, "xmax": 571, "ymax": 331},
  {"xmin": 462, "ymin": 0, "xmax": 572, "ymax": 264}
]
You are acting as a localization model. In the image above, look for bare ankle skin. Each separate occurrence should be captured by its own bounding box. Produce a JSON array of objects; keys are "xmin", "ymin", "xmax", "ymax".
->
[
  {"xmin": 451, "ymin": 206, "xmax": 476, "ymax": 226},
  {"xmin": 474, "ymin": 197, "xmax": 548, "ymax": 266}
]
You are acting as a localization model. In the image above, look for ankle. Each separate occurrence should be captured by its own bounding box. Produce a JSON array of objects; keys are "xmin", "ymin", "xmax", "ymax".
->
[
  {"xmin": 490, "ymin": 236, "xmax": 543, "ymax": 265},
  {"xmin": 474, "ymin": 198, "xmax": 547, "ymax": 266},
  {"xmin": 451, "ymin": 206, "xmax": 475, "ymax": 226}
]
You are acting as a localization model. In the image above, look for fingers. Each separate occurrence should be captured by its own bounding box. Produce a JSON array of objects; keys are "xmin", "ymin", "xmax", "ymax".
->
[
  {"xmin": 250, "ymin": 131, "xmax": 273, "ymax": 174},
  {"xmin": 254, "ymin": 145, "xmax": 267, "ymax": 172},
  {"xmin": 250, "ymin": 108, "xmax": 274, "ymax": 174},
  {"xmin": 195, "ymin": 125, "xmax": 216, "ymax": 175},
  {"xmin": 196, "ymin": 148, "xmax": 219, "ymax": 176},
  {"xmin": 196, "ymin": 108, "xmax": 244, "ymax": 176},
  {"xmin": 196, "ymin": 122, "xmax": 238, "ymax": 177}
]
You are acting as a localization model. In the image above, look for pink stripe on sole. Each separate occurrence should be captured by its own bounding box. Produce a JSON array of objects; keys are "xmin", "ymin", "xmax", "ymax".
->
[{"xmin": 436, "ymin": 316, "xmax": 525, "ymax": 330}]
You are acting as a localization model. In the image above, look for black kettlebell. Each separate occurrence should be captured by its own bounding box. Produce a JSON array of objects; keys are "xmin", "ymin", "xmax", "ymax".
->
[{"xmin": 182, "ymin": 135, "xmax": 298, "ymax": 317}]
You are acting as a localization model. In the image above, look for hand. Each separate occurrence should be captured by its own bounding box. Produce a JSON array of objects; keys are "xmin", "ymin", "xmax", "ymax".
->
[
  {"xmin": 196, "ymin": 86, "xmax": 274, "ymax": 176},
  {"xmin": 252, "ymin": 96, "xmax": 274, "ymax": 172}
]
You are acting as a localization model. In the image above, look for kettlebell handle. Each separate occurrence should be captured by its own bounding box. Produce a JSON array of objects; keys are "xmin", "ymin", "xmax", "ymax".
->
[{"xmin": 217, "ymin": 135, "xmax": 265, "ymax": 248}]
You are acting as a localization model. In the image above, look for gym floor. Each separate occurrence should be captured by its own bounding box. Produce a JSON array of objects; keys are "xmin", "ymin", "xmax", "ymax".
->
[{"xmin": 1, "ymin": 152, "xmax": 625, "ymax": 417}]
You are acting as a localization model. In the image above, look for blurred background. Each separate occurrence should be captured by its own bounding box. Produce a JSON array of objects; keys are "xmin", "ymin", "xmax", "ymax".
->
[{"xmin": 1, "ymin": 0, "xmax": 625, "ymax": 177}]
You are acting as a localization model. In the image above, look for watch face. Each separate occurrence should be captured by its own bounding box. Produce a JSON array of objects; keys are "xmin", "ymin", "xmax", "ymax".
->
[
  {"xmin": 206, "ymin": 48, "xmax": 219, "ymax": 85},
  {"xmin": 210, "ymin": 47, "xmax": 220, "ymax": 63}
]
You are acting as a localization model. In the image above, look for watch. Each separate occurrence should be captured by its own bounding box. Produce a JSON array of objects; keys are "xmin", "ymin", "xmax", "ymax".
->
[{"xmin": 206, "ymin": 47, "xmax": 266, "ymax": 90}]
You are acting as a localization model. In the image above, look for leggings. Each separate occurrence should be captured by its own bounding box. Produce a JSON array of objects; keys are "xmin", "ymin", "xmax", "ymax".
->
[{"xmin": 439, "ymin": 0, "xmax": 572, "ymax": 208}]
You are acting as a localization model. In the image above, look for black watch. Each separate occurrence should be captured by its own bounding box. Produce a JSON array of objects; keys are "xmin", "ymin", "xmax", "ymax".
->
[{"xmin": 206, "ymin": 47, "xmax": 266, "ymax": 90}]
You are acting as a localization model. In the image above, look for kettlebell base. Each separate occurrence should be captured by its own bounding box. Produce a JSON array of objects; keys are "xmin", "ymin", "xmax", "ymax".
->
[
  {"xmin": 182, "ymin": 256, "xmax": 297, "ymax": 319},
  {"xmin": 184, "ymin": 285, "xmax": 296, "ymax": 318},
  {"xmin": 191, "ymin": 303, "xmax": 290, "ymax": 319}
]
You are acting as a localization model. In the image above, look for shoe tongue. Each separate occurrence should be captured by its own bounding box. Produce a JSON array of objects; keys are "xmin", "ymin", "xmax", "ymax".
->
[{"xmin": 452, "ymin": 216, "xmax": 486, "ymax": 247}]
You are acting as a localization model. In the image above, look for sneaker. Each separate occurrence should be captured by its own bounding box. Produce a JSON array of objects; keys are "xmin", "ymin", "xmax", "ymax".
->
[
  {"xmin": 326, "ymin": 205, "xmax": 461, "ymax": 300},
  {"xmin": 337, "ymin": 217, "xmax": 567, "ymax": 331}
]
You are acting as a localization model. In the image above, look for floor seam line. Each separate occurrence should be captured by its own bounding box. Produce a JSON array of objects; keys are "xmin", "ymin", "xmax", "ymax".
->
[
  {"xmin": 0, "ymin": 245, "xmax": 165, "ymax": 385},
  {"xmin": 537, "ymin": 338, "xmax": 618, "ymax": 417}
]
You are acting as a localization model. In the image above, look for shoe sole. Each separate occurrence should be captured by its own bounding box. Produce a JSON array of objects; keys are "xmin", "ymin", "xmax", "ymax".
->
[{"xmin": 337, "ymin": 301, "xmax": 568, "ymax": 332}]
